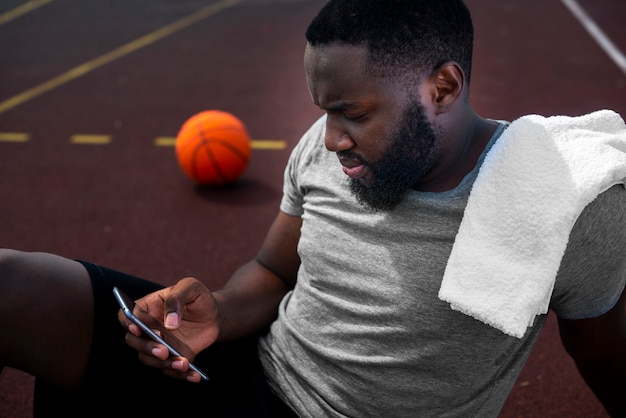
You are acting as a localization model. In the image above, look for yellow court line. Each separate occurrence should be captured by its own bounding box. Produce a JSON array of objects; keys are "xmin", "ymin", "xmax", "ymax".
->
[
  {"xmin": 154, "ymin": 137, "xmax": 287, "ymax": 150},
  {"xmin": 154, "ymin": 137, "xmax": 177, "ymax": 146},
  {"xmin": 0, "ymin": 132, "xmax": 29, "ymax": 142},
  {"xmin": 250, "ymin": 140, "xmax": 287, "ymax": 150},
  {"xmin": 0, "ymin": 0, "xmax": 54, "ymax": 26},
  {"xmin": 70, "ymin": 134, "xmax": 111, "ymax": 145},
  {"xmin": 0, "ymin": 134, "xmax": 287, "ymax": 148},
  {"xmin": 0, "ymin": 0, "xmax": 242, "ymax": 115}
]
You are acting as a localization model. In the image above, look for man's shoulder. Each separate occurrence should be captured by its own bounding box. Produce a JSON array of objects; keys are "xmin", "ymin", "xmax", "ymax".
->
[
  {"xmin": 573, "ymin": 185, "xmax": 626, "ymax": 240},
  {"xmin": 552, "ymin": 184, "xmax": 626, "ymax": 319}
]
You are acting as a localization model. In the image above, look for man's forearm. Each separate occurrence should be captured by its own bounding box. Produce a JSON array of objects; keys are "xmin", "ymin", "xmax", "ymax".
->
[
  {"xmin": 577, "ymin": 358, "xmax": 626, "ymax": 417},
  {"xmin": 212, "ymin": 259, "xmax": 292, "ymax": 342}
]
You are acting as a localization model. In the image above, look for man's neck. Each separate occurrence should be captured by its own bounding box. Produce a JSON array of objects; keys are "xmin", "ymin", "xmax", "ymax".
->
[{"xmin": 415, "ymin": 113, "xmax": 498, "ymax": 192}]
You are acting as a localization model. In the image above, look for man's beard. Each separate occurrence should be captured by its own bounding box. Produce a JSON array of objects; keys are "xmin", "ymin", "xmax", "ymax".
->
[{"xmin": 348, "ymin": 100, "xmax": 438, "ymax": 211}]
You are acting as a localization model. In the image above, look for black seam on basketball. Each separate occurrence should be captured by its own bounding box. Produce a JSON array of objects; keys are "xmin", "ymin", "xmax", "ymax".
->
[
  {"xmin": 199, "ymin": 135, "xmax": 227, "ymax": 184},
  {"xmin": 199, "ymin": 138, "xmax": 250, "ymax": 161},
  {"xmin": 190, "ymin": 140, "xmax": 205, "ymax": 181},
  {"xmin": 202, "ymin": 144, "xmax": 227, "ymax": 184}
]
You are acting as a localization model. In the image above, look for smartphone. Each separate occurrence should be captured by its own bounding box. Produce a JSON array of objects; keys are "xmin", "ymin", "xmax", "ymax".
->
[{"xmin": 113, "ymin": 286, "xmax": 209, "ymax": 381}]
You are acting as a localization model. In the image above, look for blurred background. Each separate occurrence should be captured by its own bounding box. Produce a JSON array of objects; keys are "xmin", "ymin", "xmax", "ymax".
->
[{"xmin": 1, "ymin": 0, "xmax": 624, "ymax": 416}]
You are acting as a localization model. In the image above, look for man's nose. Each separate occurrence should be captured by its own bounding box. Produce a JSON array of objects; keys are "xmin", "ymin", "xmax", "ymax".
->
[{"xmin": 324, "ymin": 116, "xmax": 354, "ymax": 152}]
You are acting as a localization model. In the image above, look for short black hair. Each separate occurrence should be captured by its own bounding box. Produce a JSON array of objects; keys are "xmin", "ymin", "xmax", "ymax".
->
[{"xmin": 305, "ymin": 0, "xmax": 474, "ymax": 83}]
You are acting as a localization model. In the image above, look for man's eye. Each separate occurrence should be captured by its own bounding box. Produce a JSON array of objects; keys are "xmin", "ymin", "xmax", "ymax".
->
[{"xmin": 345, "ymin": 113, "xmax": 366, "ymax": 121}]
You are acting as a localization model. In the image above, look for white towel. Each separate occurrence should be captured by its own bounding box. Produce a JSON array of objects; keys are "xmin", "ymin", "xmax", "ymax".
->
[{"xmin": 438, "ymin": 109, "xmax": 626, "ymax": 338}]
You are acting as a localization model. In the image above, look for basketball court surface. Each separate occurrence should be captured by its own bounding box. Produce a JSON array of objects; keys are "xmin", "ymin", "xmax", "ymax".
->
[{"xmin": 1, "ymin": 0, "xmax": 625, "ymax": 416}]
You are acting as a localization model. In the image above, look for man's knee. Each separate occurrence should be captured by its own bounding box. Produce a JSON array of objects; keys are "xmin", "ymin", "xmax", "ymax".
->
[{"xmin": 0, "ymin": 248, "xmax": 22, "ymax": 273}]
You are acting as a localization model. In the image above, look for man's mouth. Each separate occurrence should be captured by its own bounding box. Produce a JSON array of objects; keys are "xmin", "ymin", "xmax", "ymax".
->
[{"xmin": 338, "ymin": 155, "xmax": 367, "ymax": 179}]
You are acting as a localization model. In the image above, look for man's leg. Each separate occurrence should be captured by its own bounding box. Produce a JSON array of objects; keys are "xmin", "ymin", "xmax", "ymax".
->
[
  {"xmin": 0, "ymin": 249, "xmax": 299, "ymax": 417},
  {"xmin": 0, "ymin": 249, "xmax": 94, "ymax": 389}
]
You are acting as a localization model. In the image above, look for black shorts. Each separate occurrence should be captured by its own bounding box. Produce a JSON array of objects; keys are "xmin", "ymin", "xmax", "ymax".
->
[{"xmin": 33, "ymin": 260, "xmax": 298, "ymax": 418}]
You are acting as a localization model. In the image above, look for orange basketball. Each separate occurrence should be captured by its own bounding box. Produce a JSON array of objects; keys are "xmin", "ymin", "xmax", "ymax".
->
[{"xmin": 175, "ymin": 110, "xmax": 251, "ymax": 185}]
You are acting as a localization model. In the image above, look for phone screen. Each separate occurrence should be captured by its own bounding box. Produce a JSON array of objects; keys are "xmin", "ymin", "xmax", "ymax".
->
[{"xmin": 113, "ymin": 287, "xmax": 209, "ymax": 381}]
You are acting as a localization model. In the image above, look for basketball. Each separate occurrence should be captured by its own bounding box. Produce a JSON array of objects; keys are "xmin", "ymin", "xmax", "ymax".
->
[{"xmin": 175, "ymin": 110, "xmax": 251, "ymax": 185}]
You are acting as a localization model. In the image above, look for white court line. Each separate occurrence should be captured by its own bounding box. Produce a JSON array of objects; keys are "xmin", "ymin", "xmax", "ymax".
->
[{"xmin": 560, "ymin": 0, "xmax": 626, "ymax": 76}]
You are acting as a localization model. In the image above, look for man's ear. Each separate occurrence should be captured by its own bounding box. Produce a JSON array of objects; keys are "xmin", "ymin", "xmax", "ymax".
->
[{"xmin": 430, "ymin": 62, "xmax": 465, "ymax": 114}]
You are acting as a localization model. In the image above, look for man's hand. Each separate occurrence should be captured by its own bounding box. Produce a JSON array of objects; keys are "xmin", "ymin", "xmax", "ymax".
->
[{"xmin": 117, "ymin": 277, "xmax": 219, "ymax": 382}]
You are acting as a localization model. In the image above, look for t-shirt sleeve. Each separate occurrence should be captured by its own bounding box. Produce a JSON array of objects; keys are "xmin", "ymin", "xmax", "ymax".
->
[
  {"xmin": 280, "ymin": 115, "xmax": 327, "ymax": 217},
  {"xmin": 551, "ymin": 184, "xmax": 626, "ymax": 319}
]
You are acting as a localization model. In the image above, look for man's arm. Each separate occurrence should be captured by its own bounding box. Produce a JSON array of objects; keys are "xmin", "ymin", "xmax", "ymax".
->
[
  {"xmin": 558, "ymin": 288, "xmax": 626, "ymax": 417},
  {"xmin": 212, "ymin": 210, "xmax": 302, "ymax": 341},
  {"xmin": 120, "ymin": 211, "xmax": 302, "ymax": 381}
]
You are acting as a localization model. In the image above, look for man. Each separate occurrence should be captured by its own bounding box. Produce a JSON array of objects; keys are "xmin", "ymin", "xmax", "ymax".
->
[{"xmin": 1, "ymin": 0, "xmax": 625, "ymax": 417}]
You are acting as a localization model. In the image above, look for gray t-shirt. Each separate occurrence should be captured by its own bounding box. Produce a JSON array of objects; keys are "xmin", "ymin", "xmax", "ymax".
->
[{"xmin": 257, "ymin": 115, "xmax": 626, "ymax": 417}]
